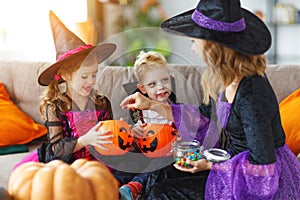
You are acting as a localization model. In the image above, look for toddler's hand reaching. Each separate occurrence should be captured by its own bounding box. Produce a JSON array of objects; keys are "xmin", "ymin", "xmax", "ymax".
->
[
  {"xmin": 133, "ymin": 123, "xmax": 147, "ymax": 138},
  {"xmin": 78, "ymin": 122, "xmax": 113, "ymax": 151}
]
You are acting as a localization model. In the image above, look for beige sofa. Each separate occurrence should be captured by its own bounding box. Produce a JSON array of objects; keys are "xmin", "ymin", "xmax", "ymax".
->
[{"xmin": 1, "ymin": 60, "xmax": 300, "ymax": 190}]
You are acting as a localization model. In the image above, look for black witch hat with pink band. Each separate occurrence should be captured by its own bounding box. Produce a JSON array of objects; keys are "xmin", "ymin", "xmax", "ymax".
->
[
  {"xmin": 161, "ymin": 0, "xmax": 271, "ymax": 55},
  {"xmin": 38, "ymin": 11, "xmax": 116, "ymax": 86}
]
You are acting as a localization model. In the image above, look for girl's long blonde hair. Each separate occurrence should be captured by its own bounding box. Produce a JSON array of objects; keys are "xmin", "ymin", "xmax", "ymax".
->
[{"xmin": 200, "ymin": 40, "xmax": 267, "ymax": 104}]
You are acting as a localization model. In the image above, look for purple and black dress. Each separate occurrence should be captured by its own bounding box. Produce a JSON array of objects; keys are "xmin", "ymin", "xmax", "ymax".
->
[{"xmin": 145, "ymin": 74, "xmax": 300, "ymax": 199}]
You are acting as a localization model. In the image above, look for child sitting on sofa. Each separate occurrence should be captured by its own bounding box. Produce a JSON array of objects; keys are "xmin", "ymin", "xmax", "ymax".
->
[
  {"xmin": 14, "ymin": 11, "xmax": 116, "ymax": 168},
  {"xmin": 118, "ymin": 50, "xmax": 178, "ymax": 200},
  {"xmin": 131, "ymin": 51, "xmax": 177, "ymax": 131}
]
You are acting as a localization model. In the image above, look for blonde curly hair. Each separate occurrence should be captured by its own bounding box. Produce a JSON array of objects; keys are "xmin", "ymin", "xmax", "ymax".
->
[{"xmin": 134, "ymin": 51, "xmax": 169, "ymax": 82}]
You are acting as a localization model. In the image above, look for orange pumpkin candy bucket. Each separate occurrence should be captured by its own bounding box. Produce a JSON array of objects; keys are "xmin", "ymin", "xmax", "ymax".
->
[
  {"xmin": 135, "ymin": 124, "xmax": 177, "ymax": 158},
  {"xmin": 89, "ymin": 120, "xmax": 134, "ymax": 156}
]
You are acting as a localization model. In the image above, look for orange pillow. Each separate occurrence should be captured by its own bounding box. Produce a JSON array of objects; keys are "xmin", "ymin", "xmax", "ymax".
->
[
  {"xmin": 0, "ymin": 82, "xmax": 47, "ymax": 147},
  {"xmin": 279, "ymin": 88, "xmax": 300, "ymax": 156}
]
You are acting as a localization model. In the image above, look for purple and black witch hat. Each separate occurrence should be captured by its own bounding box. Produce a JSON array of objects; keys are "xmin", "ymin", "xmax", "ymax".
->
[{"xmin": 160, "ymin": 0, "xmax": 271, "ymax": 55}]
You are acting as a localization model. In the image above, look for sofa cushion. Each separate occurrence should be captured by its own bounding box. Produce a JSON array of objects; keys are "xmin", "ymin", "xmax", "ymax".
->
[
  {"xmin": 266, "ymin": 65, "xmax": 300, "ymax": 103},
  {"xmin": 0, "ymin": 60, "xmax": 50, "ymax": 124},
  {"xmin": 279, "ymin": 87, "xmax": 300, "ymax": 156},
  {"xmin": 0, "ymin": 82, "xmax": 47, "ymax": 147}
]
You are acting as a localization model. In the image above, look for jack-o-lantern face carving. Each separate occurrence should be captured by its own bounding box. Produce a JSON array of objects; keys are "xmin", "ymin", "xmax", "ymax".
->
[
  {"xmin": 135, "ymin": 124, "xmax": 177, "ymax": 158},
  {"xmin": 91, "ymin": 120, "xmax": 134, "ymax": 155}
]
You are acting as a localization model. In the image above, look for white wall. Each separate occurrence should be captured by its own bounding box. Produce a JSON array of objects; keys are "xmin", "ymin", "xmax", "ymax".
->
[
  {"xmin": 0, "ymin": 0, "xmax": 88, "ymax": 62},
  {"xmin": 159, "ymin": 0, "xmax": 201, "ymax": 65},
  {"xmin": 0, "ymin": 0, "xmax": 298, "ymax": 64}
]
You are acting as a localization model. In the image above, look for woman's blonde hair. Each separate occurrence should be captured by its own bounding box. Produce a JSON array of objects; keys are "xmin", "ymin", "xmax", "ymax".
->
[
  {"xmin": 134, "ymin": 51, "xmax": 169, "ymax": 82},
  {"xmin": 39, "ymin": 57, "xmax": 105, "ymax": 121},
  {"xmin": 200, "ymin": 40, "xmax": 267, "ymax": 104}
]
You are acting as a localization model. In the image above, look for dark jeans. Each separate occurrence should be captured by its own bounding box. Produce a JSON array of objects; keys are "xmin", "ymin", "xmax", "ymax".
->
[
  {"xmin": 144, "ymin": 164, "xmax": 210, "ymax": 200},
  {"xmin": 114, "ymin": 169, "xmax": 151, "ymax": 189},
  {"xmin": 113, "ymin": 156, "xmax": 174, "ymax": 191}
]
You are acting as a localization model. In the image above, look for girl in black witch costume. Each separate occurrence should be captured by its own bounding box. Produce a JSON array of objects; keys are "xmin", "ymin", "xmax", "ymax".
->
[{"xmin": 120, "ymin": 0, "xmax": 300, "ymax": 199}]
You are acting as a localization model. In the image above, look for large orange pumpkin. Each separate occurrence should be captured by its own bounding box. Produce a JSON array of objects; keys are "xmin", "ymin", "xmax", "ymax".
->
[
  {"xmin": 91, "ymin": 120, "xmax": 134, "ymax": 155},
  {"xmin": 135, "ymin": 124, "xmax": 177, "ymax": 158},
  {"xmin": 8, "ymin": 159, "xmax": 119, "ymax": 200}
]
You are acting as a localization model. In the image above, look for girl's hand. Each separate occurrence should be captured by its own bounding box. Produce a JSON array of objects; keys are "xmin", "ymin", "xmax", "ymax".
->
[
  {"xmin": 120, "ymin": 92, "xmax": 152, "ymax": 110},
  {"xmin": 121, "ymin": 92, "xmax": 173, "ymax": 122},
  {"xmin": 133, "ymin": 123, "xmax": 147, "ymax": 138},
  {"xmin": 78, "ymin": 122, "xmax": 113, "ymax": 150},
  {"xmin": 173, "ymin": 158, "xmax": 212, "ymax": 174}
]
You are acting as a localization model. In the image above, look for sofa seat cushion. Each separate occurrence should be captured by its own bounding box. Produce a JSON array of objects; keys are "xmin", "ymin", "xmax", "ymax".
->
[
  {"xmin": 279, "ymin": 87, "xmax": 300, "ymax": 156},
  {"xmin": 0, "ymin": 82, "xmax": 47, "ymax": 147}
]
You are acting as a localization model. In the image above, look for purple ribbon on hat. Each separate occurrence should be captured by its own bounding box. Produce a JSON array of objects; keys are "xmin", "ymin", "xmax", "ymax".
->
[{"xmin": 191, "ymin": 9, "xmax": 246, "ymax": 32}]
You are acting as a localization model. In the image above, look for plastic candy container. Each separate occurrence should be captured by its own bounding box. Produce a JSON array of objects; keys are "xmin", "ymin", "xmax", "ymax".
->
[
  {"xmin": 173, "ymin": 141, "xmax": 204, "ymax": 168},
  {"xmin": 202, "ymin": 148, "xmax": 230, "ymax": 163}
]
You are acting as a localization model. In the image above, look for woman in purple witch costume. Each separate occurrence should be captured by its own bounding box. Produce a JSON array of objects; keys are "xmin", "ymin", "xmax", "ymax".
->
[
  {"xmin": 14, "ymin": 11, "xmax": 116, "ymax": 168},
  {"xmin": 121, "ymin": 0, "xmax": 300, "ymax": 199}
]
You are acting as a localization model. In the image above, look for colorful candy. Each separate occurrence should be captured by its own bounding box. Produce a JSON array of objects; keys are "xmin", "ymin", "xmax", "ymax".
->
[{"xmin": 174, "ymin": 147, "xmax": 203, "ymax": 168}]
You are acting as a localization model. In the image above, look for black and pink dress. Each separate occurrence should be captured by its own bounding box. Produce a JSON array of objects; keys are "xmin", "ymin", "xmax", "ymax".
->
[{"xmin": 14, "ymin": 94, "xmax": 113, "ymax": 168}]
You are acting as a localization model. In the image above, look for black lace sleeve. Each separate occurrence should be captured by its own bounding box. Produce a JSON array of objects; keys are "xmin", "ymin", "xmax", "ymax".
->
[{"xmin": 38, "ymin": 104, "xmax": 76, "ymax": 163}]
